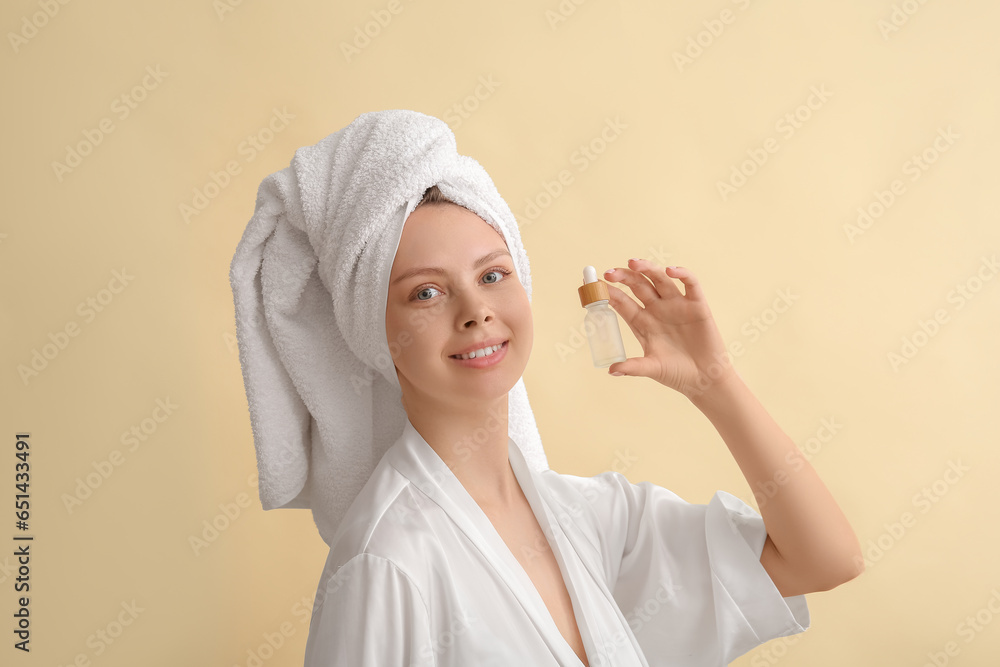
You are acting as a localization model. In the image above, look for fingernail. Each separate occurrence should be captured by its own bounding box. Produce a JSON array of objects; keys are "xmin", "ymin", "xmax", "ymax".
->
[
  {"xmin": 610, "ymin": 371, "xmax": 624, "ymax": 376},
  {"xmin": 629, "ymin": 258, "xmax": 640, "ymax": 262},
  {"xmin": 604, "ymin": 268, "xmax": 615, "ymax": 275}
]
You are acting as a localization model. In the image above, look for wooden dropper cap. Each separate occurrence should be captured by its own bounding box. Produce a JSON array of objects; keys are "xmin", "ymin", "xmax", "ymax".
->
[{"xmin": 578, "ymin": 265, "xmax": 610, "ymax": 306}]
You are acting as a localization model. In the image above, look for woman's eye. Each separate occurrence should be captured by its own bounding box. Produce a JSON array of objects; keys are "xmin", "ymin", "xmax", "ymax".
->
[
  {"xmin": 411, "ymin": 268, "xmax": 510, "ymax": 301},
  {"xmin": 482, "ymin": 269, "xmax": 506, "ymax": 284},
  {"xmin": 484, "ymin": 267, "xmax": 513, "ymax": 283},
  {"xmin": 415, "ymin": 286, "xmax": 441, "ymax": 301}
]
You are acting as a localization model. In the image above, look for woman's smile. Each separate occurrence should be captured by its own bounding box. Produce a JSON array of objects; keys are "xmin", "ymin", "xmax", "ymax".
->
[{"xmin": 448, "ymin": 340, "xmax": 509, "ymax": 368}]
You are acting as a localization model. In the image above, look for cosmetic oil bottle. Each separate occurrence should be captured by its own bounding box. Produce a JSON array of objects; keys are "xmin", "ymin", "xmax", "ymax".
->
[{"xmin": 578, "ymin": 266, "xmax": 627, "ymax": 368}]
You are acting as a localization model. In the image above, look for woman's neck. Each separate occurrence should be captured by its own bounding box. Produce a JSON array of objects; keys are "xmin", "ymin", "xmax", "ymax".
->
[{"xmin": 405, "ymin": 398, "xmax": 520, "ymax": 510}]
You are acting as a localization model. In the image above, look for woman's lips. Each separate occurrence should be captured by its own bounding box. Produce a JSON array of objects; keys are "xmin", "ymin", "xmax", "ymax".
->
[{"xmin": 449, "ymin": 340, "xmax": 508, "ymax": 368}]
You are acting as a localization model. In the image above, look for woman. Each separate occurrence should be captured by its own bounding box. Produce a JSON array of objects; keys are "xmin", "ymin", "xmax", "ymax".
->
[{"xmin": 300, "ymin": 183, "xmax": 863, "ymax": 665}]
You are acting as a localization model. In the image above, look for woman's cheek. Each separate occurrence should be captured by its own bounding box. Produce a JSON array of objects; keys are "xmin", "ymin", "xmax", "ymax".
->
[{"xmin": 407, "ymin": 302, "xmax": 441, "ymax": 334}]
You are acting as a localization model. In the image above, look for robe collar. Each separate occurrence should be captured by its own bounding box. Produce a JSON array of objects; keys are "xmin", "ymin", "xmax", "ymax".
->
[{"xmin": 385, "ymin": 417, "xmax": 646, "ymax": 666}]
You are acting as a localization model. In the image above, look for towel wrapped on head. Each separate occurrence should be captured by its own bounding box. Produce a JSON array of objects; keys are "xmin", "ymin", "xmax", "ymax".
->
[{"xmin": 228, "ymin": 109, "xmax": 549, "ymax": 546}]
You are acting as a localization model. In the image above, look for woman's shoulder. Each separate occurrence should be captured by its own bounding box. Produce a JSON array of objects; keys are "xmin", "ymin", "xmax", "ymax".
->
[
  {"xmin": 539, "ymin": 466, "xmax": 687, "ymax": 506},
  {"xmin": 332, "ymin": 484, "xmax": 436, "ymax": 558},
  {"xmin": 538, "ymin": 466, "xmax": 639, "ymax": 505}
]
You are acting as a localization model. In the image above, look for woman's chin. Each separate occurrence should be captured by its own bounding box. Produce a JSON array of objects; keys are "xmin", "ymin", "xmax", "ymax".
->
[{"xmin": 448, "ymin": 370, "xmax": 521, "ymax": 401}]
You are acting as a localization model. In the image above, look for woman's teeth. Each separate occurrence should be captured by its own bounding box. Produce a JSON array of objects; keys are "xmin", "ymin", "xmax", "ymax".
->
[{"xmin": 452, "ymin": 342, "xmax": 504, "ymax": 360}]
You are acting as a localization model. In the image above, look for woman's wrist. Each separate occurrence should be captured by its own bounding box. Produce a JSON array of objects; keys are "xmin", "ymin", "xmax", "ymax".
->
[{"xmin": 685, "ymin": 366, "xmax": 746, "ymax": 415}]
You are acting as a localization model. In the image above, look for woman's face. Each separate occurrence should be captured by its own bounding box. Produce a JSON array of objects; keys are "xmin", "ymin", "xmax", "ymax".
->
[{"xmin": 385, "ymin": 203, "xmax": 532, "ymax": 411}]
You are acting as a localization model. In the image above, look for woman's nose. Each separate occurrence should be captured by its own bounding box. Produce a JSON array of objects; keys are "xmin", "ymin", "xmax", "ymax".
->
[{"xmin": 457, "ymin": 290, "xmax": 494, "ymax": 327}]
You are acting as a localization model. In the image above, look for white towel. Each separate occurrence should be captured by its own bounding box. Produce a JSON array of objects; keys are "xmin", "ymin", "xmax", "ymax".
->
[{"xmin": 228, "ymin": 109, "xmax": 550, "ymax": 547}]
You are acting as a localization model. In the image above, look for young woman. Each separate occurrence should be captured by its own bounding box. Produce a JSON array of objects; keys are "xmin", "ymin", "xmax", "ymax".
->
[{"xmin": 301, "ymin": 184, "xmax": 863, "ymax": 666}]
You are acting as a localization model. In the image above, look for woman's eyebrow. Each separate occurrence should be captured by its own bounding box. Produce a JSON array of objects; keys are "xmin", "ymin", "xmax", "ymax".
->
[{"xmin": 391, "ymin": 248, "xmax": 512, "ymax": 286}]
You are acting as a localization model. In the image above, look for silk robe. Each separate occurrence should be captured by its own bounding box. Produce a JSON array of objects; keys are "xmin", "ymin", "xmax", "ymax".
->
[{"xmin": 303, "ymin": 418, "xmax": 810, "ymax": 666}]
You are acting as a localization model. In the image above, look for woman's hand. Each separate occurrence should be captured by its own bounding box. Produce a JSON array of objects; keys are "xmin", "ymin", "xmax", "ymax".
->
[{"xmin": 602, "ymin": 259, "xmax": 738, "ymax": 399}]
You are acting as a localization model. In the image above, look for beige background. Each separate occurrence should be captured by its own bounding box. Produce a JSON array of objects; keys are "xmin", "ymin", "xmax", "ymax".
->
[{"xmin": 3, "ymin": 0, "xmax": 998, "ymax": 665}]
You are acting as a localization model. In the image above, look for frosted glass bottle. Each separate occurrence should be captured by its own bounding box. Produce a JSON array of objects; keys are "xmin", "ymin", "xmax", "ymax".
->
[{"xmin": 577, "ymin": 266, "xmax": 627, "ymax": 368}]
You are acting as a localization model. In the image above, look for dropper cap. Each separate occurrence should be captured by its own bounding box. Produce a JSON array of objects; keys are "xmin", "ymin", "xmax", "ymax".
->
[{"xmin": 578, "ymin": 265, "xmax": 611, "ymax": 307}]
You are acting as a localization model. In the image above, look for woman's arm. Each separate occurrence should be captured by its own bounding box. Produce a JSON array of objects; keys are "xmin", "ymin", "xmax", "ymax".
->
[
  {"xmin": 689, "ymin": 369, "xmax": 864, "ymax": 597},
  {"xmin": 603, "ymin": 259, "xmax": 864, "ymax": 597}
]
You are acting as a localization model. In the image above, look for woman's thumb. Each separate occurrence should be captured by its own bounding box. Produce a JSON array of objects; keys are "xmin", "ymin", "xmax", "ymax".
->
[{"xmin": 607, "ymin": 357, "xmax": 655, "ymax": 378}]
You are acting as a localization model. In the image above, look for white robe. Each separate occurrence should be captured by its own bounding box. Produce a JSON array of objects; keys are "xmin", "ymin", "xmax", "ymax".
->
[{"xmin": 303, "ymin": 418, "xmax": 810, "ymax": 666}]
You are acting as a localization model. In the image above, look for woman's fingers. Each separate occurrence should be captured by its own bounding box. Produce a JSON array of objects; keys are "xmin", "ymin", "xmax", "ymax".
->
[
  {"xmin": 664, "ymin": 265, "xmax": 705, "ymax": 302},
  {"xmin": 603, "ymin": 267, "xmax": 654, "ymax": 305},
  {"xmin": 604, "ymin": 282, "xmax": 643, "ymax": 326},
  {"xmin": 626, "ymin": 258, "xmax": 684, "ymax": 299},
  {"xmin": 605, "ymin": 258, "xmax": 688, "ymax": 304},
  {"xmin": 603, "ymin": 264, "xmax": 664, "ymax": 306}
]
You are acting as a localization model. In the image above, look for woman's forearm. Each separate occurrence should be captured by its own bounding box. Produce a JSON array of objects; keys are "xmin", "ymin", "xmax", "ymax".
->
[{"xmin": 690, "ymin": 370, "xmax": 864, "ymax": 591}]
